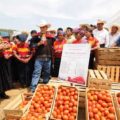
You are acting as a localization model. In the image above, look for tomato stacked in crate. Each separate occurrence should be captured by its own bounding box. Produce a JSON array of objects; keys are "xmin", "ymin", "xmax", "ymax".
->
[
  {"xmin": 21, "ymin": 85, "xmax": 55, "ymax": 120},
  {"xmin": 87, "ymin": 89, "xmax": 117, "ymax": 120},
  {"xmin": 51, "ymin": 86, "xmax": 79, "ymax": 120}
]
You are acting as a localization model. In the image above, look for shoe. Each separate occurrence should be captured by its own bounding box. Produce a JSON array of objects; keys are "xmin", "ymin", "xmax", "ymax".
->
[
  {"xmin": 0, "ymin": 93, "xmax": 10, "ymax": 99},
  {"xmin": 21, "ymin": 84, "xmax": 27, "ymax": 88}
]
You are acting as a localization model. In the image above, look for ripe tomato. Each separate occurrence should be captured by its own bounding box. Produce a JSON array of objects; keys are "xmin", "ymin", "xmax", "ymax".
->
[
  {"xmin": 64, "ymin": 104, "xmax": 69, "ymax": 110},
  {"xmin": 89, "ymin": 112, "xmax": 94, "ymax": 118},
  {"xmin": 72, "ymin": 106, "xmax": 77, "ymax": 113},
  {"xmin": 105, "ymin": 97, "xmax": 112, "ymax": 103},
  {"xmin": 64, "ymin": 110, "xmax": 69, "ymax": 114},
  {"xmin": 93, "ymin": 108, "xmax": 98, "ymax": 114},
  {"xmin": 63, "ymin": 115, "xmax": 68, "ymax": 120},
  {"xmin": 59, "ymin": 105, "xmax": 64, "ymax": 112},
  {"xmin": 96, "ymin": 103, "xmax": 101, "ymax": 110},
  {"xmin": 104, "ymin": 110, "xmax": 109, "ymax": 116},
  {"xmin": 94, "ymin": 114, "xmax": 100, "ymax": 120},
  {"xmin": 57, "ymin": 114, "xmax": 62, "ymax": 119},
  {"xmin": 98, "ymin": 94, "xmax": 103, "ymax": 100},
  {"xmin": 101, "ymin": 102, "xmax": 108, "ymax": 108},
  {"xmin": 69, "ymin": 116, "xmax": 75, "ymax": 120},
  {"xmin": 109, "ymin": 107, "xmax": 115, "ymax": 113},
  {"xmin": 107, "ymin": 113, "xmax": 115, "ymax": 120}
]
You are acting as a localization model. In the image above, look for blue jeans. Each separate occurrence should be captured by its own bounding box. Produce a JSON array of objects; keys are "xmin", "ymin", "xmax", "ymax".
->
[{"xmin": 30, "ymin": 58, "xmax": 51, "ymax": 92}]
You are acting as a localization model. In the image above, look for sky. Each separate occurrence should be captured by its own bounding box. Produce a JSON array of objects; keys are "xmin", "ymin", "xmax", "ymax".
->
[{"xmin": 0, "ymin": 0, "xmax": 120, "ymax": 31}]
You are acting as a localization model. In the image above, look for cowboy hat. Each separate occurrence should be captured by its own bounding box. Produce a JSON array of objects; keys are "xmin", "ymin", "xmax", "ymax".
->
[
  {"xmin": 79, "ymin": 24, "xmax": 91, "ymax": 30},
  {"xmin": 111, "ymin": 24, "xmax": 119, "ymax": 30},
  {"xmin": 38, "ymin": 21, "xmax": 51, "ymax": 28},
  {"xmin": 97, "ymin": 19, "xmax": 106, "ymax": 24},
  {"xmin": 47, "ymin": 27, "xmax": 56, "ymax": 33}
]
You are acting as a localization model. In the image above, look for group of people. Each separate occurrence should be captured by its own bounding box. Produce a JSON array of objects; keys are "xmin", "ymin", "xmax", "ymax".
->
[{"xmin": 0, "ymin": 20, "xmax": 120, "ymax": 99}]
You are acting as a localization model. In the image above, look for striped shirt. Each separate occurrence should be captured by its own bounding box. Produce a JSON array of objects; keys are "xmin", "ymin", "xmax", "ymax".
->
[{"xmin": 13, "ymin": 43, "xmax": 31, "ymax": 58}]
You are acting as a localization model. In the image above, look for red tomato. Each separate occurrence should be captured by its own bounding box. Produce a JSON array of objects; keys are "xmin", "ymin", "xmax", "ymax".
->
[
  {"xmin": 104, "ymin": 110, "xmax": 109, "ymax": 116},
  {"xmin": 97, "ymin": 94, "xmax": 103, "ymax": 100},
  {"xmin": 107, "ymin": 113, "xmax": 115, "ymax": 120},
  {"xmin": 59, "ymin": 105, "xmax": 64, "ymax": 112},
  {"xmin": 106, "ymin": 97, "xmax": 112, "ymax": 103},
  {"xmin": 63, "ymin": 115, "xmax": 68, "ymax": 120},
  {"xmin": 101, "ymin": 102, "xmax": 108, "ymax": 108},
  {"xmin": 89, "ymin": 112, "xmax": 94, "ymax": 118},
  {"xmin": 93, "ymin": 108, "xmax": 98, "ymax": 114},
  {"xmin": 109, "ymin": 107, "xmax": 115, "ymax": 113},
  {"xmin": 64, "ymin": 110, "xmax": 69, "ymax": 114},
  {"xmin": 69, "ymin": 116, "xmax": 75, "ymax": 120},
  {"xmin": 94, "ymin": 114, "xmax": 100, "ymax": 120},
  {"xmin": 72, "ymin": 106, "xmax": 77, "ymax": 113}
]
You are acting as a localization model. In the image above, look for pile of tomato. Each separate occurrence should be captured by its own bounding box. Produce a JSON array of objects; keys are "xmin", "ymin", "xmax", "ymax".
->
[
  {"xmin": 20, "ymin": 113, "xmax": 45, "ymax": 120},
  {"xmin": 87, "ymin": 90, "xmax": 116, "ymax": 120},
  {"xmin": 51, "ymin": 86, "xmax": 78, "ymax": 120},
  {"xmin": 21, "ymin": 85, "xmax": 55, "ymax": 120},
  {"xmin": 18, "ymin": 100, "xmax": 29, "ymax": 110}
]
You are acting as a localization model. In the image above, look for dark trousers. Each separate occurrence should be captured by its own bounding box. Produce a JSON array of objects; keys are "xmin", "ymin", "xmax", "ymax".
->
[
  {"xmin": 53, "ymin": 58, "xmax": 61, "ymax": 77},
  {"xmin": 17, "ymin": 61, "xmax": 31, "ymax": 87},
  {"xmin": 89, "ymin": 51, "xmax": 95, "ymax": 69},
  {"xmin": 100, "ymin": 44, "xmax": 105, "ymax": 48}
]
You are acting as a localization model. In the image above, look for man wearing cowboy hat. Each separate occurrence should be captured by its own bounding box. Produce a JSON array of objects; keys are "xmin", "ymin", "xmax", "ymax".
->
[
  {"xmin": 109, "ymin": 24, "xmax": 120, "ymax": 47},
  {"xmin": 30, "ymin": 21, "xmax": 54, "ymax": 92},
  {"xmin": 93, "ymin": 20, "xmax": 109, "ymax": 47}
]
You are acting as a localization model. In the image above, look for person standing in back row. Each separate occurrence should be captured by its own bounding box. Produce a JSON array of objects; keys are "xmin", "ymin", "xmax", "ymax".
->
[
  {"xmin": 93, "ymin": 20, "xmax": 109, "ymax": 48},
  {"xmin": 53, "ymin": 31, "xmax": 66, "ymax": 77},
  {"xmin": 65, "ymin": 27, "xmax": 75, "ymax": 43},
  {"xmin": 109, "ymin": 24, "xmax": 120, "ymax": 47},
  {"xmin": 30, "ymin": 21, "xmax": 54, "ymax": 92}
]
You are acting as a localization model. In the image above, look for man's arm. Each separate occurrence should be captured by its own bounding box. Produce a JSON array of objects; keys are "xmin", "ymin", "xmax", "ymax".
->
[{"xmin": 105, "ymin": 31, "xmax": 109, "ymax": 48}]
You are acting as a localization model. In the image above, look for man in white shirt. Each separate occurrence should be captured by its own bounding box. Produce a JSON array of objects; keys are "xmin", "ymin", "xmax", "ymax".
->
[
  {"xmin": 109, "ymin": 24, "xmax": 120, "ymax": 47},
  {"xmin": 65, "ymin": 27, "xmax": 75, "ymax": 43},
  {"xmin": 93, "ymin": 20, "xmax": 109, "ymax": 47}
]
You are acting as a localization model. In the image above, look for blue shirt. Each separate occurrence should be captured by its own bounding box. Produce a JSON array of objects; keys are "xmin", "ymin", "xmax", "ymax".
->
[{"xmin": 116, "ymin": 37, "xmax": 120, "ymax": 46}]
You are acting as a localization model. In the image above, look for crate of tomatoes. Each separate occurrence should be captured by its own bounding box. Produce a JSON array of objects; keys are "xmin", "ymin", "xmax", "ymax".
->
[
  {"xmin": 21, "ymin": 84, "xmax": 56, "ymax": 120},
  {"xmin": 50, "ymin": 85, "xmax": 79, "ymax": 120},
  {"xmin": 86, "ymin": 89, "xmax": 117, "ymax": 120},
  {"xmin": 114, "ymin": 92, "xmax": 120, "ymax": 119}
]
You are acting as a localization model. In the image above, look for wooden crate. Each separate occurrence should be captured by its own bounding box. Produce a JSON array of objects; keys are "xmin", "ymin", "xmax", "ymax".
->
[
  {"xmin": 21, "ymin": 84, "xmax": 56, "ymax": 120},
  {"xmin": 95, "ymin": 48, "xmax": 120, "ymax": 65},
  {"xmin": 113, "ymin": 92, "xmax": 120, "ymax": 120},
  {"xmin": 50, "ymin": 85, "xmax": 79, "ymax": 120},
  {"xmin": 86, "ymin": 88, "xmax": 118, "ymax": 120},
  {"xmin": 97, "ymin": 65, "xmax": 120, "ymax": 83},
  {"xmin": 48, "ymin": 79, "xmax": 71, "ymax": 87},
  {"xmin": 88, "ymin": 69, "xmax": 111, "ymax": 89},
  {"xmin": 3, "ymin": 94, "xmax": 30, "ymax": 119},
  {"xmin": 79, "ymin": 89, "xmax": 86, "ymax": 108}
]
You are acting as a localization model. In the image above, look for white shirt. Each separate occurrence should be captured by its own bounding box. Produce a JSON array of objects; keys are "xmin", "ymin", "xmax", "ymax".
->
[
  {"xmin": 66, "ymin": 35, "xmax": 75, "ymax": 44},
  {"xmin": 93, "ymin": 28, "xmax": 109, "ymax": 47},
  {"xmin": 109, "ymin": 32, "xmax": 120, "ymax": 47}
]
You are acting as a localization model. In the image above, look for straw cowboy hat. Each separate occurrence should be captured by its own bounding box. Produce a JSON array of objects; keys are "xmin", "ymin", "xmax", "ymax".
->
[
  {"xmin": 79, "ymin": 24, "xmax": 91, "ymax": 30},
  {"xmin": 97, "ymin": 19, "xmax": 106, "ymax": 24},
  {"xmin": 38, "ymin": 21, "xmax": 51, "ymax": 28},
  {"xmin": 80, "ymin": 24, "xmax": 90, "ymax": 28},
  {"xmin": 111, "ymin": 24, "xmax": 120, "ymax": 30},
  {"xmin": 47, "ymin": 27, "xmax": 56, "ymax": 33}
]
